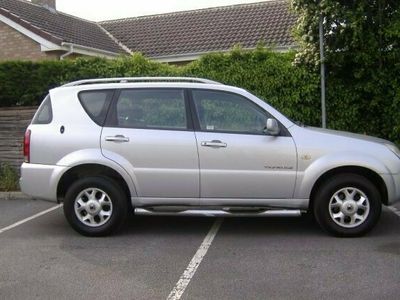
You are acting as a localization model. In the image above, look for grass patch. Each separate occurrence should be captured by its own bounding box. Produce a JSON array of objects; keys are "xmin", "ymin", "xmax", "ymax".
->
[{"xmin": 0, "ymin": 163, "xmax": 19, "ymax": 192}]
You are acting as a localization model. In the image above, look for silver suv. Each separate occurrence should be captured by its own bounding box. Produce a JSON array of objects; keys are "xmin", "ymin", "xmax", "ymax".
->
[{"xmin": 20, "ymin": 77, "xmax": 400, "ymax": 237}]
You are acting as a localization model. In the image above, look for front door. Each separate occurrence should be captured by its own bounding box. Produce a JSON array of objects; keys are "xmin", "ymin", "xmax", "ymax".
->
[
  {"xmin": 101, "ymin": 88, "xmax": 199, "ymax": 198},
  {"xmin": 191, "ymin": 89, "xmax": 297, "ymax": 200}
]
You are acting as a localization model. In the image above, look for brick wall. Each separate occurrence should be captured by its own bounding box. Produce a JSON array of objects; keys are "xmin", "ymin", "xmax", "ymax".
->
[{"xmin": 0, "ymin": 22, "xmax": 58, "ymax": 61}]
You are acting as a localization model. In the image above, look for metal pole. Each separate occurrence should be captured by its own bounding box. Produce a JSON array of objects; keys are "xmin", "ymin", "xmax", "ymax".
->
[{"xmin": 319, "ymin": 14, "xmax": 326, "ymax": 128}]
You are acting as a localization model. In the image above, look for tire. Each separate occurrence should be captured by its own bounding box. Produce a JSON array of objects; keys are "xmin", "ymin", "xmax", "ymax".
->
[
  {"xmin": 63, "ymin": 176, "xmax": 128, "ymax": 237},
  {"xmin": 313, "ymin": 173, "xmax": 382, "ymax": 237}
]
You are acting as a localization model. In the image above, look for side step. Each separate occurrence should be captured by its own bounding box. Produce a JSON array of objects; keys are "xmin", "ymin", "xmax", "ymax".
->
[{"xmin": 134, "ymin": 208, "xmax": 302, "ymax": 218}]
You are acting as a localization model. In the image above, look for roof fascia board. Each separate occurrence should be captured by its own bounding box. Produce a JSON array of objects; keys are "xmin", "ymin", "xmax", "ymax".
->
[
  {"xmin": 0, "ymin": 14, "xmax": 118, "ymax": 58},
  {"xmin": 0, "ymin": 14, "xmax": 61, "ymax": 50},
  {"xmin": 0, "ymin": 15, "xmax": 119, "ymax": 58}
]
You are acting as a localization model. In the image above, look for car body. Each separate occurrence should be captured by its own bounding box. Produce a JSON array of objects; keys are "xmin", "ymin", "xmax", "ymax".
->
[{"xmin": 20, "ymin": 77, "xmax": 400, "ymax": 236}]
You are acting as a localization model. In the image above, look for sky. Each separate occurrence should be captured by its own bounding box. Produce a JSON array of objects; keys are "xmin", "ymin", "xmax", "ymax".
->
[{"xmin": 56, "ymin": 0, "xmax": 265, "ymax": 21}]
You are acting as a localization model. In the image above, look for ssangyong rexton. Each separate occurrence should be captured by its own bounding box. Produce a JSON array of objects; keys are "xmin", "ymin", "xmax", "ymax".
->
[{"xmin": 20, "ymin": 77, "xmax": 400, "ymax": 236}]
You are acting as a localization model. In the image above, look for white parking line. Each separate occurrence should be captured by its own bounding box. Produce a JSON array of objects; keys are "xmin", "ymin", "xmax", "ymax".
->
[
  {"xmin": 167, "ymin": 218, "xmax": 223, "ymax": 300},
  {"xmin": 0, "ymin": 204, "xmax": 63, "ymax": 235},
  {"xmin": 388, "ymin": 206, "xmax": 400, "ymax": 218}
]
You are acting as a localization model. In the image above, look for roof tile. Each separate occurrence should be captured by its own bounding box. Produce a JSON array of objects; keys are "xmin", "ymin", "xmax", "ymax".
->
[
  {"xmin": 0, "ymin": 0, "xmax": 126, "ymax": 54},
  {"xmin": 0, "ymin": 0, "xmax": 296, "ymax": 59},
  {"xmin": 100, "ymin": 0, "xmax": 296, "ymax": 58}
]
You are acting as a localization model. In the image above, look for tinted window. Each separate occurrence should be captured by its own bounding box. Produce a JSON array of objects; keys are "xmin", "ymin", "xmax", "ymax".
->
[
  {"xmin": 113, "ymin": 89, "xmax": 187, "ymax": 130},
  {"xmin": 32, "ymin": 95, "xmax": 52, "ymax": 124},
  {"xmin": 192, "ymin": 90, "xmax": 269, "ymax": 134},
  {"xmin": 79, "ymin": 90, "xmax": 114, "ymax": 125}
]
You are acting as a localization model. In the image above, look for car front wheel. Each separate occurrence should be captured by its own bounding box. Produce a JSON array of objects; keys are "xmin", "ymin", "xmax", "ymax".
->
[{"xmin": 313, "ymin": 173, "xmax": 382, "ymax": 237}]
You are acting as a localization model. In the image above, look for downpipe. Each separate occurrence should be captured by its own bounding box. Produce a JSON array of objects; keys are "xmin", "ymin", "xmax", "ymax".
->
[{"xmin": 60, "ymin": 43, "xmax": 74, "ymax": 60}]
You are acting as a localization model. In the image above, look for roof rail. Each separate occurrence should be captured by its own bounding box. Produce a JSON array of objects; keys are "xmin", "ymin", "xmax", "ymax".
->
[{"xmin": 62, "ymin": 77, "xmax": 221, "ymax": 87}]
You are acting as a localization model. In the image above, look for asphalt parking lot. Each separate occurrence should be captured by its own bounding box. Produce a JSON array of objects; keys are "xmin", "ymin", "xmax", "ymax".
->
[{"xmin": 1, "ymin": 197, "xmax": 400, "ymax": 300}]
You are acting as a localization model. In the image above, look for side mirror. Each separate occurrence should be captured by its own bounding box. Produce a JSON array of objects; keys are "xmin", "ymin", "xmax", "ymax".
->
[{"xmin": 265, "ymin": 118, "xmax": 280, "ymax": 136}]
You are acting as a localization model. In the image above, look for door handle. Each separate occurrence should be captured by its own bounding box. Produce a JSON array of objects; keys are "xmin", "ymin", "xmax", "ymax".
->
[
  {"xmin": 201, "ymin": 140, "xmax": 227, "ymax": 148},
  {"xmin": 105, "ymin": 135, "xmax": 129, "ymax": 143}
]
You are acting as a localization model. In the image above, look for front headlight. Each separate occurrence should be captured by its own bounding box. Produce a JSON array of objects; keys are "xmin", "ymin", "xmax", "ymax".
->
[{"xmin": 385, "ymin": 143, "xmax": 400, "ymax": 159}]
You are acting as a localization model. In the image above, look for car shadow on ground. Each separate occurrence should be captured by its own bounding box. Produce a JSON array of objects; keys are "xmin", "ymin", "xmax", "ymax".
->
[
  {"xmin": 119, "ymin": 214, "xmax": 321, "ymax": 237},
  {"xmin": 119, "ymin": 208, "xmax": 399, "ymax": 239}
]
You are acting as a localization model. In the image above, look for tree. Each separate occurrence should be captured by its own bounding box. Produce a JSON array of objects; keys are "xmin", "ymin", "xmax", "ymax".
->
[{"xmin": 291, "ymin": 0, "xmax": 400, "ymax": 142}]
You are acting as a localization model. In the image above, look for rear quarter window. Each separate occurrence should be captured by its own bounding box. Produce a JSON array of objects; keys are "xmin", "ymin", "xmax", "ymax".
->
[
  {"xmin": 32, "ymin": 95, "xmax": 52, "ymax": 124},
  {"xmin": 78, "ymin": 90, "xmax": 114, "ymax": 125}
]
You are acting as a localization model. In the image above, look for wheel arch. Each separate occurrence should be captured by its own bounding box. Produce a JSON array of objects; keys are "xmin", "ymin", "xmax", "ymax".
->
[
  {"xmin": 57, "ymin": 164, "xmax": 132, "ymax": 204},
  {"xmin": 309, "ymin": 166, "xmax": 388, "ymax": 209}
]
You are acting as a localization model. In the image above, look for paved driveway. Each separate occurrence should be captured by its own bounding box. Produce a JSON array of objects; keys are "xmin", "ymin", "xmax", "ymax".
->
[{"xmin": 0, "ymin": 197, "xmax": 399, "ymax": 299}]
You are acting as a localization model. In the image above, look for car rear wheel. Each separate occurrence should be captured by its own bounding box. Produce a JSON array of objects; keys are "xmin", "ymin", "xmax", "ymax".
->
[
  {"xmin": 63, "ymin": 176, "xmax": 128, "ymax": 236},
  {"xmin": 313, "ymin": 173, "xmax": 382, "ymax": 237}
]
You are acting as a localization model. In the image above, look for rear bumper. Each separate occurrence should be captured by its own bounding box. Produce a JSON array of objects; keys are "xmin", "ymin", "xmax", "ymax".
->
[
  {"xmin": 382, "ymin": 173, "xmax": 400, "ymax": 205},
  {"xmin": 20, "ymin": 163, "xmax": 68, "ymax": 202}
]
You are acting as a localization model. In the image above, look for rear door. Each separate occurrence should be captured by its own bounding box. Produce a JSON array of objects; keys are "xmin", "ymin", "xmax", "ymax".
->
[{"xmin": 101, "ymin": 88, "xmax": 199, "ymax": 198}]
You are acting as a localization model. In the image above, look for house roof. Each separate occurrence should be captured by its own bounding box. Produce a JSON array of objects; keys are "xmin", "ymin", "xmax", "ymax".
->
[
  {"xmin": 0, "ymin": 0, "xmax": 126, "ymax": 54},
  {"xmin": 0, "ymin": 0, "xmax": 296, "ymax": 60},
  {"xmin": 100, "ymin": 0, "xmax": 296, "ymax": 59}
]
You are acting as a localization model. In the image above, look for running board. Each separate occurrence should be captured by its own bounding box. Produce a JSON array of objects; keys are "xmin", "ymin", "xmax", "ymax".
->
[{"xmin": 134, "ymin": 208, "xmax": 302, "ymax": 218}]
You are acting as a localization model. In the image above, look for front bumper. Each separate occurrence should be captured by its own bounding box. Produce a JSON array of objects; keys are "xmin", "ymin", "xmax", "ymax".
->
[{"xmin": 20, "ymin": 163, "xmax": 68, "ymax": 202}]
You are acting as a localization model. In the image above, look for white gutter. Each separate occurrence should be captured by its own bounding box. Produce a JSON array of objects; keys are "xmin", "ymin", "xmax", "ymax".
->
[{"xmin": 60, "ymin": 42, "xmax": 119, "ymax": 59}]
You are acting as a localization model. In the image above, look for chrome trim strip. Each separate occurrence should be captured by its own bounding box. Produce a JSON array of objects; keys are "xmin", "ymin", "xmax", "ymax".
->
[
  {"xmin": 134, "ymin": 208, "xmax": 302, "ymax": 217},
  {"xmin": 131, "ymin": 197, "xmax": 309, "ymax": 209}
]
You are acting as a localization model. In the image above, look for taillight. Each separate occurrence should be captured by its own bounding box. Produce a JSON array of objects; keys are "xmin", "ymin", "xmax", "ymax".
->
[{"xmin": 23, "ymin": 129, "xmax": 31, "ymax": 163}]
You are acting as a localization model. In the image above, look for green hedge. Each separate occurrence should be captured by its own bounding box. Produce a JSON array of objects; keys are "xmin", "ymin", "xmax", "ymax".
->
[
  {"xmin": 0, "ymin": 48, "xmax": 398, "ymax": 144},
  {"xmin": 0, "ymin": 54, "xmax": 178, "ymax": 107},
  {"xmin": 0, "ymin": 48, "xmax": 321, "ymax": 125},
  {"xmin": 184, "ymin": 48, "xmax": 320, "ymax": 126}
]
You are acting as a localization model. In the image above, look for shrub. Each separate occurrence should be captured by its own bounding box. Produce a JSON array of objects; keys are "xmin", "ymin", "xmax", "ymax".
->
[
  {"xmin": 0, "ymin": 163, "xmax": 19, "ymax": 191},
  {"xmin": 0, "ymin": 48, "xmax": 398, "ymax": 144},
  {"xmin": 183, "ymin": 47, "xmax": 320, "ymax": 126},
  {"xmin": 0, "ymin": 49, "xmax": 320, "ymax": 125}
]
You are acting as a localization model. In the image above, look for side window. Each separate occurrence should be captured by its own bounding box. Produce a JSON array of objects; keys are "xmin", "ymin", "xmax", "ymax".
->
[
  {"xmin": 192, "ymin": 90, "xmax": 269, "ymax": 134},
  {"xmin": 78, "ymin": 90, "xmax": 114, "ymax": 125},
  {"xmin": 32, "ymin": 95, "xmax": 52, "ymax": 124},
  {"xmin": 113, "ymin": 89, "xmax": 187, "ymax": 130}
]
